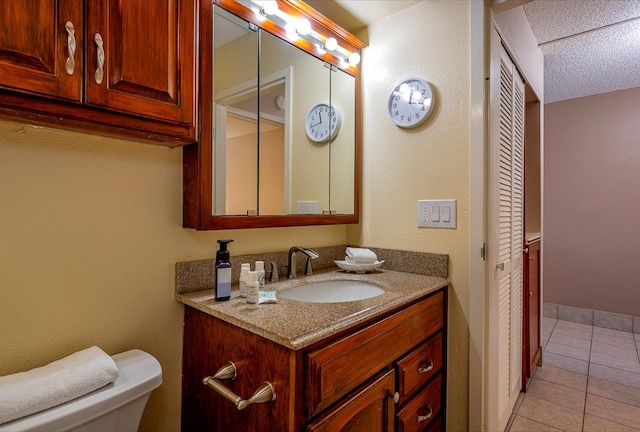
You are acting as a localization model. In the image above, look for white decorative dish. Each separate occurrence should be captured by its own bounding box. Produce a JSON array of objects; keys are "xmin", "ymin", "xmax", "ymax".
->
[{"xmin": 334, "ymin": 260, "xmax": 385, "ymax": 274}]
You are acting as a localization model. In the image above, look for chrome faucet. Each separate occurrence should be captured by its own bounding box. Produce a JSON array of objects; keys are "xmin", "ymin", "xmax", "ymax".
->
[{"xmin": 287, "ymin": 247, "xmax": 319, "ymax": 278}]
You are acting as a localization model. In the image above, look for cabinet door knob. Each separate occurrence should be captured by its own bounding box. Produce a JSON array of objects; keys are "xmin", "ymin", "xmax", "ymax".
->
[
  {"xmin": 417, "ymin": 405, "xmax": 433, "ymax": 422},
  {"xmin": 529, "ymin": 256, "xmax": 535, "ymax": 260},
  {"xmin": 418, "ymin": 359, "xmax": 434, "ymax": 374},
  {"xmin": 393, "ymin": 392, "xmax": 400, "ymax": 403},
  {"xmin": 496, "ymin": 262, "xmax": 505, "ymax": 271},
  {"xmin": 94, "ymin": 33, "xmax": 105, "ymax": 85},
  {"xmin": 64, "ymin": 21, "xmax": 76, "ymax": 75}
]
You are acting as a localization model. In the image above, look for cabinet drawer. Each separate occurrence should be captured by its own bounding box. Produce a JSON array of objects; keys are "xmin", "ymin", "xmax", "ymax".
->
[
  {"xmin": 396, "ymin": 332, "xmax": 443, "ymax": 404},
  {"xmin": 306, "ymin": 291, "xmax": 444, "ymax": 418},
  {"xmin": 397, "ymin": 375, "xmax": 442, "ymax": 432}
]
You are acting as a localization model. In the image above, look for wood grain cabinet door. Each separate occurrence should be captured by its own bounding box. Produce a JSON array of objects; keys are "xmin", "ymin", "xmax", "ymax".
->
[
  {"xmin": 85, "ymin": 0, "xmax": 195, "ymax": 126},
  {"xmin": 307, "ymin": 369, "xmax": 395, "ymax": 432},
  {"xmin": 0, "ymin": 0, "xmax": 83, "ymax": 101}
]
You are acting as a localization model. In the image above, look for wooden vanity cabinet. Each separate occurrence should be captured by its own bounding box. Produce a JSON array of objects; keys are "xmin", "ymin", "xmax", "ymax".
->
[
  {"xmin": 307, "ymin": 369, "xmax": 396, "ymax": 432},
  {"xmin": 0, "ymin": 0, "xmax": 196, "ymax": 146},
  {"xmin": 182, "ymin": 288, "xmax": 447, "ymax": 432}
]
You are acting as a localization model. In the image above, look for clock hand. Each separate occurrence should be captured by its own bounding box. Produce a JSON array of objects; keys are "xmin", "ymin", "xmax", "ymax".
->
[
  {"xmin": 407, "ymin": 91, "xmax": 417, "ymax": 114},
  {"xmin": 309, "ymin": 112, "xmax": 323, "ymax": 128}
]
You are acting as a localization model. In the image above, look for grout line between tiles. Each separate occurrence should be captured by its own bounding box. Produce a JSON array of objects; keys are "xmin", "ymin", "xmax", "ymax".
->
[
  {"xmin": 517, "ymin": 395, "xmax": 584, "ymax": 431},
  {"xmin": 582, "ymin": 325, "xmax": 594, "ymax": 432},
  {"xmin": 586, "ymin": 414, "xmax": 640, "ymax": 432},
  {"xmin": 518, "ymin": 320, "xmax": 640, "ymax": 431}
]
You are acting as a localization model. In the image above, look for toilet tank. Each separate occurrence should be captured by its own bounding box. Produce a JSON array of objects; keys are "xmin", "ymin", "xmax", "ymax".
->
[{"xmin": 0, "ymin": 350, "xmax": 162, "ymax": 432}]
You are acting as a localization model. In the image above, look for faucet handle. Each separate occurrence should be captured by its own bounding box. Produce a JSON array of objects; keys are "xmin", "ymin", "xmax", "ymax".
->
[
  {"xmin": 269, "ymin": 261, "xmax": 279, "ymax": 282},
  {"xmin": 301, "ymin": 247, "xmax": 319, "ymax": 259}
]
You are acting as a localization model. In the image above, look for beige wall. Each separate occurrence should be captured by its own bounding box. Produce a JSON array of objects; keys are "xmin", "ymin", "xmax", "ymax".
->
[
  {"xmin": 544, "ymin": 87, "xmax": 640, "ymax": 316},
  {"xmin": 356, "ymin": 2, "xmax": 471, "ymax": 430},
  {"xmin": 0, "ymin": 120, "xmax": 347, "ymax": 431}
]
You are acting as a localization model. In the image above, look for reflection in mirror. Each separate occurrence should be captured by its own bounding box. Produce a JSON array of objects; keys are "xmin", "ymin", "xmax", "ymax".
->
[
  {"xmin": 212, "ymin": 6, "xmax": 258, "ymax": 215},
  {"xmin": 258, "ymin": 81, "xmax": 286, "ymax": 215},
  {"xmin": 279, "ymin": 38, "xmax": 330, "ymax": 215},
  {"xmin": 259, "ymin": 30, "xmax": 321, "ymax": 216},
  {"xmin": 329, "ymin": 67, "xmax": 356, "ymax": 215},
  {"xmin": 211, "ymin": 3, "xmax": 357, "ymax": 218}
]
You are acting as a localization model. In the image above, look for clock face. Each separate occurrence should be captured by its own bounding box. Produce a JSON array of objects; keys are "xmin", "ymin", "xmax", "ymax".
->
[
  {"xmin": 387, "ymin": 78, "xmax": 435, "ymax": 128},
  {"xmin": 306, "ymin": 103, "xmax": 342, "ymax": 143}
]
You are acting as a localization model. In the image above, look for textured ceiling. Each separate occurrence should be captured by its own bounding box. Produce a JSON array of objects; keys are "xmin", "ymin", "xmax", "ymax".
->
[{"xmin": 523, "ymin": 0, "xmax": 640, "ymax": 103}]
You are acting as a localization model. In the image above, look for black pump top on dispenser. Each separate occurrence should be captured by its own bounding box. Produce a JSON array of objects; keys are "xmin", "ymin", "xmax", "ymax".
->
[
  {"xmin": 216, "ymin": 239, "xmax": 233, "ymax": 262},
  {"xmin": 215, "ymin": 239, "xmax": 234, "ymax": 301}
]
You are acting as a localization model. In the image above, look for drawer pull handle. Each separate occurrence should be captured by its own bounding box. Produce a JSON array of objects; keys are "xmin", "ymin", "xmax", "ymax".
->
[
  {"xmin": 203, "ymin": 361, "xmax": 276, "ymax": 410},
  {"xmin": 94, "ymin": 33, "xmax": 105, "ymax": 85},
  {"xmin": 417, "ymin": 405, "xmax": 433, "ymax": 422},
  {"xmin": 64, "ymin": 21, "xmax": 76, "ymax": 75},
  {"xmin": 418, "ymin": 359, "xmax": 434, "ymax": 374}
]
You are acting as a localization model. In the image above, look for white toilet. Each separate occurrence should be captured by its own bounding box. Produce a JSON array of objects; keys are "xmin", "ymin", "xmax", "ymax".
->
[{"xmin": 0, "ymin": 349, "xmax": 162, "ymax": 432}]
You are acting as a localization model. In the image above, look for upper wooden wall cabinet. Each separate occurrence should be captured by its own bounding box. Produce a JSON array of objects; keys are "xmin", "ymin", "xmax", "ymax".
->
[{"xmin": 0, "ymin": 0, "xmax": 196, "ymax": 146}]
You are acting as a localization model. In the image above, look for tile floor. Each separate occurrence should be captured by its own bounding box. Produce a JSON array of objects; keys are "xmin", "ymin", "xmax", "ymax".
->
[{"xmin": 508, "ymin": 317, "xmax": 640, "ymax": 431}]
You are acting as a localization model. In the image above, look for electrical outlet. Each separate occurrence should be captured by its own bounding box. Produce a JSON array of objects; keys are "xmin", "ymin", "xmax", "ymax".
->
[
  {"xmin": 297, "ymin": 201, "xmax": 319, "ymax": 214},
  {"xmin": 417, "ymin": 200, "xmax": 456, "ymax": 228}
]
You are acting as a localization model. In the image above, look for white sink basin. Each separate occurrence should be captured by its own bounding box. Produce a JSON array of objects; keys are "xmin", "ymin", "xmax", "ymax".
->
[{"xmin": 279, "ymin": 280, "xmax": 385, "ymax": 303}]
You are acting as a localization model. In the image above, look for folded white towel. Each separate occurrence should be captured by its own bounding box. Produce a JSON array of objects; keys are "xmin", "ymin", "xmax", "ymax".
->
[
  {"xmin": 0, "ymin": 346, "xmax": 119, "ymax": 425},
  {"xmin": 345, "ymin": 247, "xmax": 378, "ymax": 264}
]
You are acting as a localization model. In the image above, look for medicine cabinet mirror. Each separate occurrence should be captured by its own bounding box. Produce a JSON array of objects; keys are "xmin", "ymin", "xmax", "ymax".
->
[{"xmin": 183, "ymin": 0, "xmax": 366, "ymax": 230}]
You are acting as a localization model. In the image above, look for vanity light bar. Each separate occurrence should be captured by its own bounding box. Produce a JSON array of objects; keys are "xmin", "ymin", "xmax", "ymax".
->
[{"xmin": 247, "ymin": 0, "xmax": 360, "ymax": 66}]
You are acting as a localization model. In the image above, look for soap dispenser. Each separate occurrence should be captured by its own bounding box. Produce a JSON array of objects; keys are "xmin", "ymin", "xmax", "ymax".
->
[{"xmin": 215, "ymin": 239, "xmax": 234, "ymax": 301}]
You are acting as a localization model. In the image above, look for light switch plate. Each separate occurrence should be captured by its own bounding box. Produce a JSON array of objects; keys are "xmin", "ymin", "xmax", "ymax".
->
[
  {"xmin": 417, "ymin": 199, "xmax": 456, "ymax": 228},
  {"xmin": 297, "ymin": 201, "xmax": 319, "ymax": 214}
]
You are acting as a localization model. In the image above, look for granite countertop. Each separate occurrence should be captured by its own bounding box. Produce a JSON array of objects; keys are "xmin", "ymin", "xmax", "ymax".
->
[{"xmin": 176, "ymin": 268, "xmax": 448, "ymax": 350}]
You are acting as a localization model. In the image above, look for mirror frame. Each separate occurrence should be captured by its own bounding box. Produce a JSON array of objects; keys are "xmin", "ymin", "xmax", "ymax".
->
[{"xmin": 183, "ymin": 0, "xmax": 366, "ymax": 230}]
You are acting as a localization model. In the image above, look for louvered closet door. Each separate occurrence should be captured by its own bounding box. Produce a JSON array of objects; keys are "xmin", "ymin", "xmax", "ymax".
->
[{"xmin": 488, "ymin": 38, "xmax": 525, "ymax": 432}]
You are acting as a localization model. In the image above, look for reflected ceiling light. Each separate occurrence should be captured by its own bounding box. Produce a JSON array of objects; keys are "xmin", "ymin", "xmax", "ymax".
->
[
  {"xmin": 295, "ymin": 18, "xmax": 311, "ymax": 35},
  {"xmin": 285, "ymin": 23, "xmax": 298, "ymax": 40},
  {"xmin": 247, "ymin": 0, "xmax": 360, "ymax": 68},
  {"xmin": 324, "ymin": 37, "xmax": 338, "ymax": 51},
  {"xmin": 399, "ymin": 83, "xmax": 411, "ymax": 95},
  {"xmin": 259, "ymin": 0, "xmax": 278, "ymax": 15}
]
